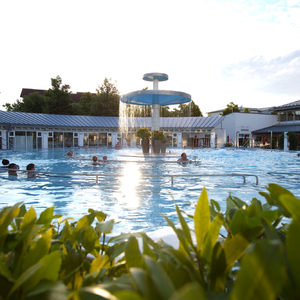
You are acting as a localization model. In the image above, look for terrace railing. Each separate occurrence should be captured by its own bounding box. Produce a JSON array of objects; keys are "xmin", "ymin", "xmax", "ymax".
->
[{"xmin": 6, "ymin": 169, "xmax": 259, "ymax": 185}]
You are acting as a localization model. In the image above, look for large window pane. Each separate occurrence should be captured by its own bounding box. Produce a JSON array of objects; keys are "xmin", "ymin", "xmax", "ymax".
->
[
  {"xmin": 279, "ymin": 112, "xmax": 286, "ymax": 122},
  {"xmin": 64, "ymin": 132, "xmax": 73, "ymax": 147},
  {"xmin": 15, "ymin": 131, "xmax": 26, "ymax": 150},
  {"xmin": 54, "ymin": 132, "xmax": 63, "ymax": 148},
  {"xmin": 99, "ymin": 133, "xmax": 107, "ymax": 146},
  {"xmin": 27, "ymin": 132, "xmax": 36, "ymax": 150},
  {"xmin": 89, "ymin": 133, "xmax": 98, "ymax": 146}
]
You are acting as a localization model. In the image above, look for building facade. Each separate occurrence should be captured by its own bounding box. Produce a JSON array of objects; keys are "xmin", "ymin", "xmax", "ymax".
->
[{"xmin": 0, "ymin": 111, "xmax": 225, "ymax": 150}]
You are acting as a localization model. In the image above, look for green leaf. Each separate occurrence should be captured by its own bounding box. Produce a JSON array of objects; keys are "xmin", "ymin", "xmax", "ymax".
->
[
  {"xmin": 144, "ymin": 255, "xmax": 176, "ymax": 300},
  {"xmin": 169, "ymin": 282, "xmax": 207, "ymax": 300},
  {"xmin": 175, "ymin": 204, "xmax": 193, "ymax": 245},
  {"xmin": 36, "ymin": 206, "xmax": 55, "ymax": 228},
  {"xmin": 279, "ymin": 194, "xmax": 300, "ymax": 220},
  {"xmin": 20, "ymin": 206, "xmax": 37, "ymax": 230},
  {"xmin": 8, "ymin": 263, "xmax": 43, "ymax": 298},
  {"xmin": 161, "ymin": 215, "xmax": 193, "ymax": 261},
  {"xmin": 130, "ymin": 268, "xmax": 161, "ymax": 300},
  {"xmin": 0, "ymin": 202, "xmax": 21, "ymax": 235},
  {"xmin": 209, "ymin": 242, "xmax": 227, "ymax": 293},
  {"xmin": 114, "ymin": 290, "xmax": 144, "ymax": 300},
  {"xmin": 125, "ymin": 236, "xmax": 142, "ymax": 271},
  {"xmin": 77, "ymin": 286, "xmax": 119, "ymax": 300},
  {"xmin": 230, "ymin": 209, "xmax": 249, "ymax": 236},
  {"xmin": 286, "ymin": 219, "xmax": 300, "ymax": 294},
  {"xmin": 71, "ymin": 212, "xmax": 97, "ymax": 243},
  {"xmin": 195, "ymin": 187, "xmax": 210, "ymax": 252},
  {"xmin": 22, "ymin": 228, "xmax": 52, "ymax": 272},
  {"xmin": 142, "ymin": 238, "xmax": 155, "ymax": 259},
  {"xmin": 0, "ymin": 202, "xmax": 21, "ymax": 251},
  {"xmin": 22, "ymin": 251, "xmax": 62, "ymax": 294},
  {"xmin": 230, "ymin": 240, "xmax": 286, "ymax": 300},
  {"xmin": 224, "ymin": 227, "xmax": 263, "ymax": 270},
  {"xmin": 60, "ymin": 221, "xmax": 72, "ymax": 242},
  {"xmin": 96, "ymin": 219, "xmax": 115, "ymax": 235},
  {"xmin": 90, "ymin": 254, "xmax": 109, "ymax": 274},
  {"xmin": 82, "ymin": 226, "xmax": 101, "ymax": 257},
  {"xmin": 202, "ymin": 214, "xmax": 224, "ymax": 264}
]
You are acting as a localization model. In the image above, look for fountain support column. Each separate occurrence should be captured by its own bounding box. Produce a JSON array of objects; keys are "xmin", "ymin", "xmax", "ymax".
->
[{"xmin": 152, "ymin": 79, "xmax": 160, "ymax": 131}]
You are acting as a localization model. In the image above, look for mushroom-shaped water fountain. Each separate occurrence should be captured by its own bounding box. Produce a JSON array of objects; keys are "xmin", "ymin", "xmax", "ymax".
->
[{"xmin": 121, "ymin": 73, "xmax": 192, "ymax": 131}]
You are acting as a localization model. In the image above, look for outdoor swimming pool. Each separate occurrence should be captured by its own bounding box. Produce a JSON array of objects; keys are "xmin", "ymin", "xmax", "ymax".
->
[{"xmin": 0, "ymin": 147, "xmax": 299, "ymax": 236}]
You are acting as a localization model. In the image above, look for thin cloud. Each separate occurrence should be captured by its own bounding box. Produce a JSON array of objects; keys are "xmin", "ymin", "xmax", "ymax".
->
[{"xmin": 221, "ymin": 49, "xmax": 300, "ymax": 96}]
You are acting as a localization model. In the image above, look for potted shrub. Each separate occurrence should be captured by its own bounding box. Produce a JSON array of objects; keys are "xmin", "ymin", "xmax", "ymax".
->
[
  {"xmin": 151, "ymin": 130, "xmax": 164, "ymax": 155},
  {"xmin": 161, "ymin": 134, "xmax": 167, "ymax": 154},
  {"xmin": 136, "ymin": 128, "xmax": 151, "ymax": 154}
]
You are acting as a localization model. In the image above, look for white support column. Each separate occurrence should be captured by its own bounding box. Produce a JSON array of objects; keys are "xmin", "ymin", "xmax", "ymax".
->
[
  {"xmin": 79, "ymin": 133, "xmax": 84, "ymax": 147},
  {"xmin": 112, "ymin": 133, "xmax": 118, "ymax": 147},
  {"xmin": 151, "ymin": 104, "xmax": 160, "ymax": 131},
  {"xmin": 284, "ymin": 132, "xmax": 288, "ymax": 151},
  {"xmin": 177, "ymin": 132, "xmax": 182, "ymax": 148},
  {"xmin": 210, "ymin": 132, "xmax": 216, "ymax": 148}
]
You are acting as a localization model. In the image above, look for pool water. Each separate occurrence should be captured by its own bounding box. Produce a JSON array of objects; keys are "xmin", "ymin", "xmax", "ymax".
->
[{"xmin": 0, "ymin": 148, "xmax": 299, "ymax": 236}]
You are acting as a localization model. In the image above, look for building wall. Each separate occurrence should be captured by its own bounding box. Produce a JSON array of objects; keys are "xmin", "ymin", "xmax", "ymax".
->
[{"xmin": 215, "ymin": 113, "xmax": 278, "ymax": 147}]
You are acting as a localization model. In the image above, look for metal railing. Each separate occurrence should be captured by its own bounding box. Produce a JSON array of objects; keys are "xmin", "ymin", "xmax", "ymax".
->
[
  {"xmin": 6, "ymin": 169, "xmax": 259, "ymax": 185},
  {"xmin": 73, "ymin": 159, "xmax": 201, "ymax": 164},
  {"xmin": 267, "ymin": 172, "xmax": 300, "ymax": 177}
]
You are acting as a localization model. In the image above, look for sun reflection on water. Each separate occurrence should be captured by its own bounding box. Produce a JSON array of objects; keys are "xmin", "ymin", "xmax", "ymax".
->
[{"xmin": 118, "ymin": 164, "xmax": 141, "ymax": 207}]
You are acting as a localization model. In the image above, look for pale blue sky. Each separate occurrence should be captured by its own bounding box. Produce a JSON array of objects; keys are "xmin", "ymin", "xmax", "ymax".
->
[{"xmin": 0, "ymin": 0, "xmax": 299, "ymax": 115}]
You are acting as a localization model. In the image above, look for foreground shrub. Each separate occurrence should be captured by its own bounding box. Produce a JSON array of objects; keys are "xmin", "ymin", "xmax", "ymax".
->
[{"xmin": 0, "ymin": 184, "xmax": 299, "ymax": 299}]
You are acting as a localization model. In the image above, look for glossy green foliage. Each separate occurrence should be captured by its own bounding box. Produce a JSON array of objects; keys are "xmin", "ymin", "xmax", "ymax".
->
[{"xmin": 0, "ymin": 184, "xmax": 299, "ymax": 299}]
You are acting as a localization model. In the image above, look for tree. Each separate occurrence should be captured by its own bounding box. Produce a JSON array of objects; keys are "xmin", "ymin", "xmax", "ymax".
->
[
  {"xmin": 77, "ymin": 92, "xmax": 95, "ymax": 115},
  {"xmin": 2, "ymin": 92, "xmax": 46, "ymax": 113},
  {"xmin": 278, "ymin": 131, "xmax": 298, "ymax": 150},
  {"xmin": 242, "ymin": 107, "xmax": 251, "ymax": 113},
  {"xmin": 43, "ymin": 76, "xmax": 74, "ymax": 115},
  {"xmin": 90, "ymin": 78, "xmax": 120, "ymax": 116},
  {"xmin": 222, "ymin": 102, "xmax": 240, "ymax": 116}
]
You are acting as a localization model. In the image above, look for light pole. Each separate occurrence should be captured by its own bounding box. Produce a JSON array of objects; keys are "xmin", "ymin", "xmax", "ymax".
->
[{"xmin": 268, "ymin": 130, "xmax": 272, "ymax": 150}]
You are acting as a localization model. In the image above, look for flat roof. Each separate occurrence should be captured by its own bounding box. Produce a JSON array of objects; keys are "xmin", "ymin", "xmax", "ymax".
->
[{"xmin": 0, "ymin": 110, "xmax": 224, "ymax": 130}]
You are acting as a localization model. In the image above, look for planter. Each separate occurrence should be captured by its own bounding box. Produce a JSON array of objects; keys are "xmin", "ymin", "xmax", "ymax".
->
[
  {"xmin": 161, "ymin": 142, "xmax": 166, "ymax": 154},
  {"xmin": 153, "ymin": 140, "xmax": 161, "ymax": 155},
  {"xmin": 142, "ymin": 139, "xmax": 150, "ymax": 154}
]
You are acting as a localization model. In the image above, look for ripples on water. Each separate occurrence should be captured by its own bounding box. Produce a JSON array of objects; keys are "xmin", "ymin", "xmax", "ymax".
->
[{"xmin": 0, "ymin": 148, "xmax": 299, "ymax": 235}]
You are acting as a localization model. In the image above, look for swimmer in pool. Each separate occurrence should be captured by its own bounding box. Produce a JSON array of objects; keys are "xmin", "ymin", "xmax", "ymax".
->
[
  {"xmin": 67, "ymin": 150, "xmax": 73, "ymax": 157},
  {"xmin": 1, "ymin": 159, "xmax": 9, "ymax": 168},
  {"xmin": 8, "ymin": 163, "xmax": 19, "ymax": 177},
  {"xmin": 177, "ymin": 152, "xmax": 191, "ymax": 162},
  {"xmin": 92, "ymin": 156, "xmax": 100, "ymax": 165},
  {"xmin": 101, "ymin": 156, "xmax": 108, "ymax": 163},
  {"xmin": 27, "ymin": 163, "xmax": 36, "ymax": 178}
]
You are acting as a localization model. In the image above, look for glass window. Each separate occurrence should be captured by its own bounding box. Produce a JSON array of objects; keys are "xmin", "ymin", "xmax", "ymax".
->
[
  {"xmin": 9, "ymin": 137, "xmax": 14, "ymax": 150},
  {"xmin": 89, "ymin": 133, "xmax": 98, "ymax": 146},
  {"xmin": 54, "ymin": 132, "xmax": 63, "ymax": 148},
  {"xmin": 64, "ymin": 132, "xmax": 73, "ymax": 147},
  {"xmin": 48, "ymin": 137, "xmax": 53, "ymax": 148},
  {"xmin": 288, "ymin": 111, "xmax": 294, "ymax": 121},
  {"xmin": 99, "ymin": 133, "xmax": 107, "ymax": 146},
  {"xmin": 295, "ymin": 111, "xmax": 300, "ymax": 121},
  {"xmin": 166, "ymin": 133, "xmax": 172, "ymax": 147},
  {"xmin": 27, "ymin": 132, "xmax": 36, "ymax": 150},
  {"xmin": 279, "ymin": 112, "xmax": 286, "ymax": 122},
  {"xmin": 15, "ymin": 131, "xmax": 26, "ymax": 150},
  {"xmin": 37, "ymin": 137, "xmax": 42, "ymax": 149}
]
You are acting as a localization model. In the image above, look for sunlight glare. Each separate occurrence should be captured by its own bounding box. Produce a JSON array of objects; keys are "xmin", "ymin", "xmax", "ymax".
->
[{"xmin": 119, "ymin": 164, "xmax": 141, "ymax": 207}]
